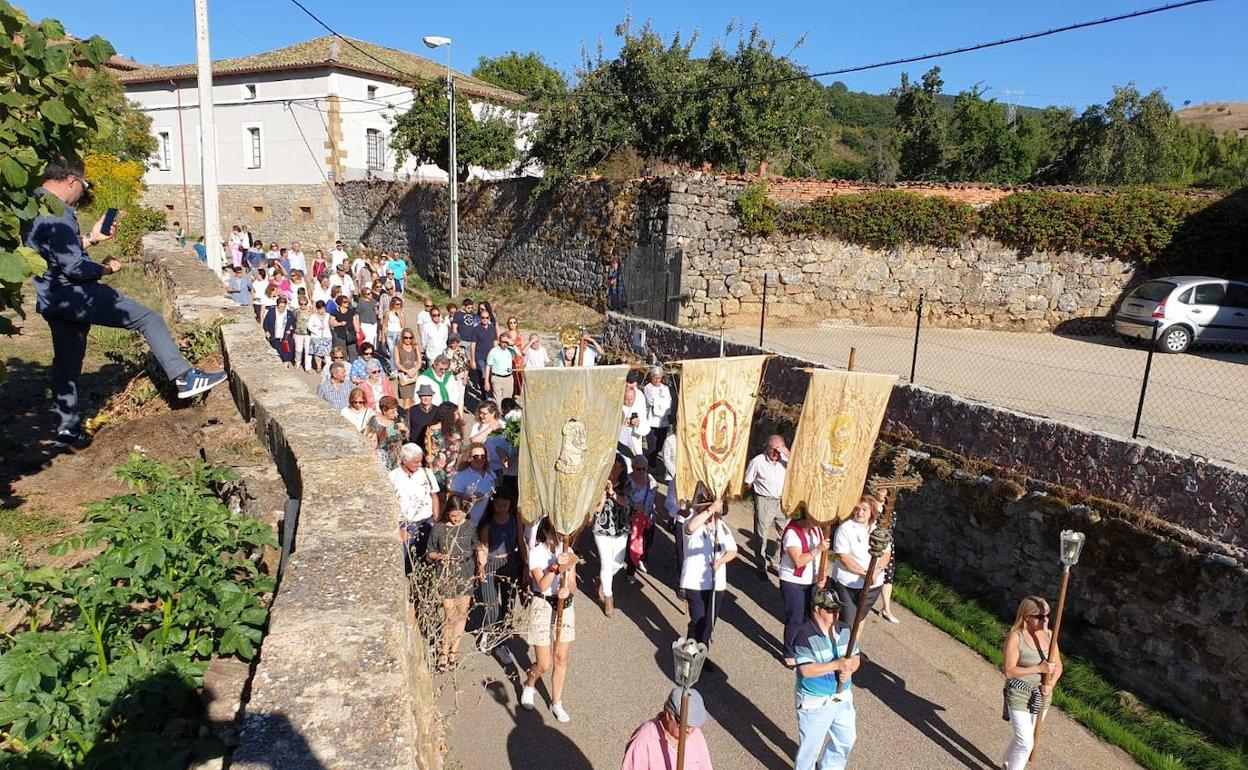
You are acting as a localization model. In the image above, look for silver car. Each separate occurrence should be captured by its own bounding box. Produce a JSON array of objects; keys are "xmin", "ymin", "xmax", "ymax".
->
[{"xmin": 1114, "ymin": 276, "xmax": 1248, "ymax": 353}]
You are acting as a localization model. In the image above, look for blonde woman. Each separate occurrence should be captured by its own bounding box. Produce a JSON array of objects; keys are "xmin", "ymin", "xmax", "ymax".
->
[{"xmin": 1001, "ymin": 595, "xmax": 1063, "ymax": 770}]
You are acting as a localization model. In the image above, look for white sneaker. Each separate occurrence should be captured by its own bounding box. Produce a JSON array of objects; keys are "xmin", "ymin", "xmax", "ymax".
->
[
  {"xmin": 551, "ymin": 701, "xmax": 571, "ymax": 723},
  {"xmin": 477, "ymin": 632, "xmax": 491, "ymax": 652},
  {"xmin": 520, "ymin": 686, "xmax": 537, "ymax": 710}
]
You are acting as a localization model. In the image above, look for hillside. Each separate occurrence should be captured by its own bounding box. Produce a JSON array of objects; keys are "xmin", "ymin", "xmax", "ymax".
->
[{"xmin": 1176, "ymin": 102, "xmax": 1248, "ymax": 137}]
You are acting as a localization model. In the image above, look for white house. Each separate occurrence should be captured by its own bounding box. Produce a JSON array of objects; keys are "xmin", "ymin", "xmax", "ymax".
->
[{"xmin": 118, "ymin": 35, "xmax": 536, "ymax": 247}]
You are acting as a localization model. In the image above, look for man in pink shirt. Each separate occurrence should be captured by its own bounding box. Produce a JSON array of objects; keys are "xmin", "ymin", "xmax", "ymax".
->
[{"xmin": 621, "ymin": 687, "xmax": 714, "ymax": 769}]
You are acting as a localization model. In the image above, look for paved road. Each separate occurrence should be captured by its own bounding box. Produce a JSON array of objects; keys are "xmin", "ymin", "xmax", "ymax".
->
[
  {"xmin": 731, "ymin": 324, "xmax": 1248, "ymax": 469},
  {"xmin": 442, "ymin": 499, "xmax": 1138, "ymax": 770}
]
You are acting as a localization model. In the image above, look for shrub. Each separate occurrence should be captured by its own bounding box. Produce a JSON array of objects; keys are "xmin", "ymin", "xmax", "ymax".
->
[
  {"xmin": 734, "ymin": 181, "xmax": 779, "ymax": 235},
  {"xmin": 83, "ymin": 153, "xmax": 146, "ymax": 210},
  {"xmin": 111, "ymin": 205, "xmax": 166, "ymax": 258}
]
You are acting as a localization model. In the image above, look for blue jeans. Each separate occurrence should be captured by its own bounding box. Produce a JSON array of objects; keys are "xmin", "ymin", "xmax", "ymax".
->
[
  {"xmin": 796, "ymin": 693, "xmax": 856, "ymax": 770},
  {"xmin": 42, "ymin": 283, "xmax": 192, "ymax": 432}
]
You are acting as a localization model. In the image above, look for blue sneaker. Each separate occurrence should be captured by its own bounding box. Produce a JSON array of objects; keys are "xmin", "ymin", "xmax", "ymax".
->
[{"xmin": 175, "ymin": 368, "xmax": 228, "ymax": 399}]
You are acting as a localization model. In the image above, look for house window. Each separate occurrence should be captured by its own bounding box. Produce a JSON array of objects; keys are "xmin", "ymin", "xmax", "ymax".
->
[
  {"xmin": 243, "ymin": 83, "xmax": 257, "ymax": 100},
  {"xmin": 246, "ymin": 126, "xmax": 262, "ymax": 169},
  {"xmin": 155, "ymin": 131, "xmax": 172, "ymax": 170},
  {"xmin": 367, "ymin": 85, "xmax": 378, "ymax": 100},
  {"xmin": 366, "ymin": 128, "xmax": 385, "ymax": 171}
]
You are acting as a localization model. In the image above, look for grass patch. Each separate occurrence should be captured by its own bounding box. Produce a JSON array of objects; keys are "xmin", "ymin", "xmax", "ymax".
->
[
  {"xmin": 892, "ymin": 563, "xmax": 1247, "ymax": 770},
  {"xmin": 0, "ymin": 504, "xmax": 67, "ymax": 542}
]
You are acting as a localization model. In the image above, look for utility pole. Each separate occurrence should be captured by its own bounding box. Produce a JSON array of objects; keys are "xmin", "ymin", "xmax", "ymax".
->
[
  {"xmin": 194, "ymin": 0, "xmax": 222, "ymax": 272},
  {"xmin": 1003, "ymin": 88, "xmax": 1024, "ymax": 126}
]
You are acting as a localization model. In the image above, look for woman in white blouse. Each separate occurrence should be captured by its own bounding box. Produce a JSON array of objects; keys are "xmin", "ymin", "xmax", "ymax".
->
[{"xmin": 642, "ymin": 366, "xmax": 673, "ymax": 476}]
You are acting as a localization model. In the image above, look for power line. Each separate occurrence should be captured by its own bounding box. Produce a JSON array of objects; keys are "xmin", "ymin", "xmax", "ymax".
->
[{"xmin": 282, "ymin": 0, "xmax": 1215, "ymax": 106}]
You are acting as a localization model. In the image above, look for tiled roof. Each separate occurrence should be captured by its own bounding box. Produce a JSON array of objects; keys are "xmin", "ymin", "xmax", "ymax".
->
[{"xmin": 117, "ymin": 35, "xmax": 524, "ymax": 104}]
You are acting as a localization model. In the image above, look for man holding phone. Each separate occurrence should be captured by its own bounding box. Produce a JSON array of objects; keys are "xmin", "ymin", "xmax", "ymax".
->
[{"xmin": 24, "ymin": 157, "xmax": 227, "ymax": 448}]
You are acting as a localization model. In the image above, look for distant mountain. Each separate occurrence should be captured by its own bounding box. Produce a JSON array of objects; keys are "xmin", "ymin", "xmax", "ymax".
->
[{"xmin": 1176, "ymin": 102, "xmax": 1248, "ymax": 137}]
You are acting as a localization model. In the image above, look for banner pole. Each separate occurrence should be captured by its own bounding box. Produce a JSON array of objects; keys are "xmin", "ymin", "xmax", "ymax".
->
[
  {"xmin": 553, "ymin": 533, "xmax": 567, "ymax": 649},
  {"xmin": 819, "ymin": 347, "xmax": 856, "ymax": 577}
]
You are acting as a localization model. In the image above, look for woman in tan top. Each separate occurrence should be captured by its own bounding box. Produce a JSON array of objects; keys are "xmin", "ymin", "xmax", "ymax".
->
[{"xmin": 1001, "ymin": 595, "xmax": 1063, "ymax": 769}]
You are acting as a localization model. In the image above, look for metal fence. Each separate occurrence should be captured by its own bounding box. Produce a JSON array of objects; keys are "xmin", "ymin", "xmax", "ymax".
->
[{"xmin": 743, "ymin": 284, "xmax": 1248, "ymax": 469}]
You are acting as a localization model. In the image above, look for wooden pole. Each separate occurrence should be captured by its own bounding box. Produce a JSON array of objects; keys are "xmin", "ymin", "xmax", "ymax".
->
[
  {"xmin": 553, "ymin": 533, "xmax": 568, "ymax": 648},
  {"xmin": 1029, "ymin": 566, "xmax": 1072, "ymax": 763},
  {"xmin": 575, "ymin": 336, "xmax": 587, "ymax": 367},
  {"xmin": 676, "ymin": 688, "xmax": 690, "ymax": 770}
]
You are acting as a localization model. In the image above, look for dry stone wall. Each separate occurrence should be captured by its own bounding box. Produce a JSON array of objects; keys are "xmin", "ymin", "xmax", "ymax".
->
[
  {"xmin": 336, "ymin": 177, "xmax": 669, "ymax": 306},
  {"xmin": 142, "ymin": 183, "xmax": 340, "ymax": 251},
  {"xmin": 603, "ymin": 311, "xmax": 1248, "ymax": 741},
  {"xmin": 141, "ymin": 233, "xmax": 441, "ymax": 770},
  {"xmin": 668, "ymin": 173, "xmax": 1137, "ymax": 331}
]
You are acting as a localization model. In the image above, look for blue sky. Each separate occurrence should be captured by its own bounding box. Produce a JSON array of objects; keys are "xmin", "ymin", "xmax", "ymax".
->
[{"xmin": 29, "ymin": 0, "xmax": 1248, "ymax": 109}]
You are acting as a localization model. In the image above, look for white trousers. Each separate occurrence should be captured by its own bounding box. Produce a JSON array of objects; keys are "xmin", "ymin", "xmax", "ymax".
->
[
  {"xmin": 1004, "ymin": 708, "xmax": 1047, "ymax": 770},
  {"xmin": 594, "ymin": 533, "xmax": 628, "ymax": 598}
]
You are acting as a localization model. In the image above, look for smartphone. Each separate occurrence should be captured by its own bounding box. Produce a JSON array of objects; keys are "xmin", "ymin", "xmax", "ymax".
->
[{"xmin": 101, "ymin": 208, "xmax": 119, "ymax": 236}]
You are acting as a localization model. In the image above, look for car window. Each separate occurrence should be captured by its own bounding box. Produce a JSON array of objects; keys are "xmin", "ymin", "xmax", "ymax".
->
[
  {"xmin": 1177, "ymin": 288, "xmax": 1193, "ymax": 304},
  {"xmin": 1191, "ymin": 283, "xmax": 1226, "ymax": 306},
  {"xmin": 1224, "ymin": 284, "xmax": 1248, "ymax": 309},
  {"xmin": 1130, "ymin": 281, "xmax": 1176, "ymax": 302}
]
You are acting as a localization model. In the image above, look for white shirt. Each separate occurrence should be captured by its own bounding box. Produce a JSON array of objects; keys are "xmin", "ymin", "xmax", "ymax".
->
[
  {"xmin": 288, "ymin": 250, "xmax": 307, "ymax": 273},
  {"xmin": 833, "ymin": 519, "xmax": 883, "ymax": 590},
  {"xmin": 421, "ymin": 320, "xmax": 449, "ymax": 360},
  {"xmin": 340, "ymin": 406, "xmax": 374, "ymax": 432},
  {"xmin": 330, "ymin": 273, "xmax": 357, "ymax": 297},
  {"xmin": 330, "ymin": 248, "xmax": 349, "ymax": 268},
  {"xmin": 416, "ymin": 309, "xmax": 432, "ymax": 327},
  {"xmin": 619, "ymin": 397, "xmax": 651, "ymax": 455},
  {"xmin": 307, "ymin": 313, "xmax": 331, "ymax": 339},
  {"xmin": 390, "ymin": 465, "xmax": 440, "ymax": 523},
  {"xmin": 780, "ymin": 525, "xmax": 824, "ymax": 585},
  {"xmin": 679, "ymin": 514, "xmax": 736, "ymax": 591},
  {"xmin": 272, "ymin": 309, "xmax": 288, "ymax": 339},
  {"xmin": 252, "ymin": 279, "xmax": 269, "ymax": 305},
  {"xmin": 449, "ymin": 467, "xmax": 496, "ymax": 526},
  {"xmin": 643, "ymin": 382, "xmax": 672, "ymax": 428},
  {"xmin": 351, "ymin": 257, "xmax": 370, "ymax": 280},
  {"xmin": 661, "ymin": 433, "xmax": 677, "ymax": 477},
  {"xmin": 312, "ymin": 284, "xmax": 333, "ymax": 304},
  {"xmin": 524, "ymin": 344, "xmax": 549, "ymax": 370},
  {"xmin": 528, "ymin": 541, "xmax": 570, "ymax": 597},
  {"xmin": 744, "ymin": 453, "xmax": 788, "ymax": 499}
]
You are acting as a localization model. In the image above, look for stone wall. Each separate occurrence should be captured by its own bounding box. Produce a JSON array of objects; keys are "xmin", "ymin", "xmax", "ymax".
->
[
  {"xmin": 603, "ymin": 312, "xmax": 1248, "ymax": 740},
  {"xmin": 605, "ymin": 313, "xmax": 1248, "ymax": 548},
  {"xmin": 667, "ymin": 173, "xmax": 1137, "ymax": 331},
  {"xmin": 141, "ymin": 233, "xmax": 441, "ymax": 770},
  {"xmin": 335, "ymin": 177, "xmax": 669, "ymax": 306},
  {"xmin": 142, "ymin": 184, "xmax": 340, "ymax": 251}
]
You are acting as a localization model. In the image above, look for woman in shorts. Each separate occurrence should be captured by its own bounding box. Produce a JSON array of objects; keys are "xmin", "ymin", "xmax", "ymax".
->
[{"xmin": 520, "ymin": 517, "xmax": 578, "ymax": 723}]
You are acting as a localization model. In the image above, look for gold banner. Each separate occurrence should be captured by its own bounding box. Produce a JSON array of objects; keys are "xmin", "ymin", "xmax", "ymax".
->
[
  {"xmin": 519, "ymin": 365, "xmax": 630, "ymax": 534},
  {"xmin": 675, "ymin": 355, "xmax": 768, "ymax": 501},
  {"xmin": 781, "ymin": 370, "xmax": 897, "ymax": 525}
]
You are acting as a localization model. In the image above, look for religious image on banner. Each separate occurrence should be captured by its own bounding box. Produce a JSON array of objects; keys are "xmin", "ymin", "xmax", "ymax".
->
[
  {"xmin": 781, "ymin": 369, "xmax": 897, "ymax": 525},
  {"xmin": 675, "ymin": 355, "xmax": 768, "ymax": 501},
  {"xmin": 519, "ymin": 365, "xmax": 630, "ymax": 535}
]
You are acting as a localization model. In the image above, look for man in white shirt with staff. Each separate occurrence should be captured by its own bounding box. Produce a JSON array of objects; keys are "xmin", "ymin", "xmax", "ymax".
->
[{"xmin": 744, "ymin": 435, "xmax": 790, "ymax": 579}]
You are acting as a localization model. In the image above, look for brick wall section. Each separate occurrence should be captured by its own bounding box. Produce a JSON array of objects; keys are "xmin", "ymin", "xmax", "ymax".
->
[
  {"xmin": 603, "ymin": 311, "xmax": 1247, "ymax": 741},
  {"xmin": 668, "ymin": 172, "xmax": 1137, "ymax": 331},
  {"xmin": 141, "ymin": 233, "xmax": 442, "ymax": 770},
  {"xmin": 142, "ymin": 184, "xmax": 341, "ymax": 252}
]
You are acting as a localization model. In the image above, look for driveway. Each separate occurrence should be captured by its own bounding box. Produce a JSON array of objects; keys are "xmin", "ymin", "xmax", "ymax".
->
[{"xmin": 731, "ymin": 324, "xmax": 1248, "ymax": 469}]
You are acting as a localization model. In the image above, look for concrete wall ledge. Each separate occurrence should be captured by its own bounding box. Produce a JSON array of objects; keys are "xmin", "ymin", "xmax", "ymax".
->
[{"xmin": 140, "ymin": 233, "xmax": 441, "ymax": 770}]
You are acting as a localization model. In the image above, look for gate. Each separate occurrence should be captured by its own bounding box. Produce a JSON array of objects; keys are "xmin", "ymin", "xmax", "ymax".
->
[{"xmin": 620, "ymin": 244, "xmax": 683, "ymax": 325}]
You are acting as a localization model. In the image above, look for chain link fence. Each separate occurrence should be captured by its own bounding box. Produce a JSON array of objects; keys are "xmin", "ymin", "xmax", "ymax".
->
[{"xmin": 736, "ymin": 282, "xmax": 1248, "ymax": 469}]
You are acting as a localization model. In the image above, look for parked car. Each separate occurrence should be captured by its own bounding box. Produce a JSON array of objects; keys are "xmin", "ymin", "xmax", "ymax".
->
[{"xmin": 1114, "ymin": 276, "xmax": 1248, "ymax": 353}]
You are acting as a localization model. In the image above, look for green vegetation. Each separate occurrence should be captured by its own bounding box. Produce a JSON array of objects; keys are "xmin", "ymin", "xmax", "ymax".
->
[
  {"xmin": 892, "ymin": 563, "xmax": 1247, "ymax": 770},
  {"xmin": 0, "ymin": 455, "xmax": 275, "ymax": 766},
  {"xmin": 736, "ymin": 182, "xmax": 1246, "ymax": 273},
  {"xmin": 472, "ymin": 51, "xmax": 567, "ymax": 101},
  {"xmin": 390, "ymin": 80, "xmax": 519, "ymax": 180}
]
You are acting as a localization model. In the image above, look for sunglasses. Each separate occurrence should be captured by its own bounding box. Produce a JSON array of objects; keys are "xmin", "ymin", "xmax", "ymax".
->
[
  {"xmin": 402, "ymin": 335, "xmax": 413, "ymax": 340},
  {"xmin": 1030, "ymin": 613, "xmax": 1050, "ymax": 620},
  {"xmin": 470, "ymin": 454, "xmax": 486, "ymax": 460},
  {"xmin": 431, "ymin": 312, "xmax": 441, "ymax": 317},
  {"xmin": 350, "ymin": 400, "xmax": 365, "ymax": 405}
]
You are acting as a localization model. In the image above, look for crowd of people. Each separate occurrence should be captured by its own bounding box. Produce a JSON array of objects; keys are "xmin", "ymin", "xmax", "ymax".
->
[{"xmin": 201, "ymin": 227, "xmax": 1063, "ymax": 769}]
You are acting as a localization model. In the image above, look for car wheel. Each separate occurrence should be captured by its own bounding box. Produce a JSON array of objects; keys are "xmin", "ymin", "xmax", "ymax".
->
[{"xmin": 1158, "ymin": 325, "xmax": 1191, "ymax": 354}]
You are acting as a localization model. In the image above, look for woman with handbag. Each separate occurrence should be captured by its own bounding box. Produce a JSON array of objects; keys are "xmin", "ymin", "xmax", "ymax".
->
[
  {"xmin": 502, "ymin": 316, "xmax": 526, "ymax": 396},
  {"xmin": 394, "ymin": 328, "xmax": 422, "ymax": 409},
  {"xmin": 263, "ymin": 295, "xmax": 297, "ymax": 366},
  {"xmin": 624, "ymin": 455, "xmax": 659, "ymax": 584},
  {"xmin": 1001, "ymin": 595, "xmax": 1062, "ymax": 769},
  {"xmin": 592, "ymin": 455, "xmax": 631, "ymax": 617}
]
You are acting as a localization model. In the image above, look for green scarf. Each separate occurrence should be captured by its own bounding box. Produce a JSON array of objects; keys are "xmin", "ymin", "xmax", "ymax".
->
[{"xmin": 422, "ymin": 366, "xmax": 452, "ymax": 402}]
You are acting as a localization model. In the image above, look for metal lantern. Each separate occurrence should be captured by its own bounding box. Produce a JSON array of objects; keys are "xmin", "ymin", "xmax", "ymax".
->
[
  {"xmin": 1059, "ymin": 530, "xmax": 1086, "ymax": 567},
  {"xmin": 671, "ymin": 638, "xmax": 708, "ymax": 689}
]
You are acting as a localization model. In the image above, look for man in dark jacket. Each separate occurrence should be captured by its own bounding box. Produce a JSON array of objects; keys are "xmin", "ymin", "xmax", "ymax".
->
[{"xmin": 24, "ymin": 158, "xmax": 226, "ymax": 447}]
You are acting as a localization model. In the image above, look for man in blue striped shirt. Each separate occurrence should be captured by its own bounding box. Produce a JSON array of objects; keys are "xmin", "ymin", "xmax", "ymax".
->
[{"xmin": 793, "ymin": 589, "xmax": 861, "ymax": 770}]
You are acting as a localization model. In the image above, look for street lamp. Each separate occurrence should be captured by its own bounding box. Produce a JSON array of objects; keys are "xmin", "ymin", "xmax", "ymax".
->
[
  {"xmin": 422, "ymin": 35, "xmax": 459, "ymax": 298},
  {"xmin": 671, "ymin": 638, "xmax": 707, "ymax": 770},
  {"xmin": 1029, "ymin": 529, "xmax": 1087, "ymax": 764}
]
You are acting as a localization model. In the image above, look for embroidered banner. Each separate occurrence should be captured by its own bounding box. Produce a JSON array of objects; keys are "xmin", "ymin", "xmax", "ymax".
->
[
  {"xmin": 519, "ymin": 365, "xmax": 630, "ymax": 535},
  {"xmin": 782, "ymin": 369, "xmax": 897, "ymax": 525},
  {"xmin": 675, "ymin": 355, "xmax": 768, "ymax": 501}
]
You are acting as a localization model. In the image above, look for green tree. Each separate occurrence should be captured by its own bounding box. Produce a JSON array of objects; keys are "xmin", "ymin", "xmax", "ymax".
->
[
  {"xmin": 1045, "ymin": 85, "xmax": 1187, "ymax": 185},
  {"xmin": 893, "ymin": 67, "xmax": 948, "ymax": 180},
  {"xmin": 943, "ymin": 88, "xmax": 1042, "ymax": 183},
  {"xmin": 0, "ymin": 2, "xmax": 116, "ymax": 335},
  {"xmin": 472, "ymin": 51, "xmax": 567, "ymax": 102},
  {"xmin": 82, "ymin": 69, "xmax": 157, "ymax": 162},
  {"xmin": 389, "ymin": 80, "xmax": 519, "ymax": 180}
]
